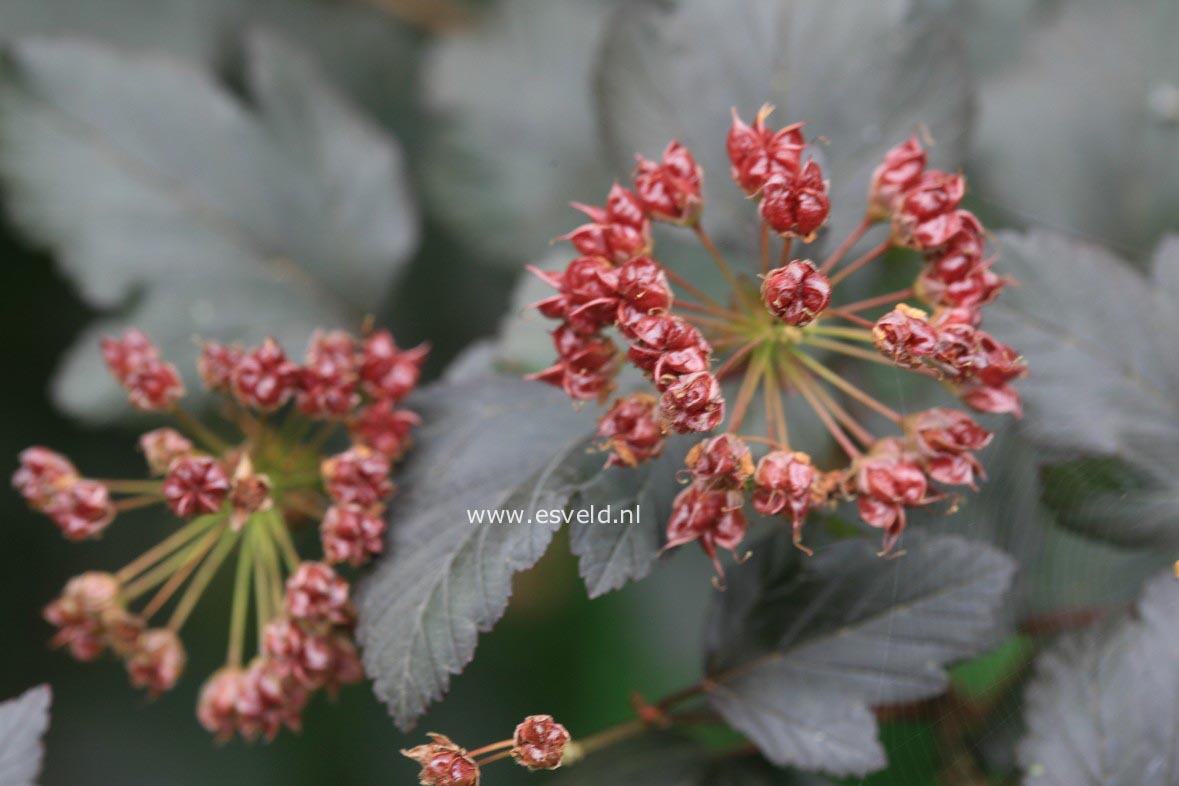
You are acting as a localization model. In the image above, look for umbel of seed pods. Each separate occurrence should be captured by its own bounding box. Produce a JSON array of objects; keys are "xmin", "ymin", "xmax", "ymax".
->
[
  {"xmin": 402, "ymin": 715, "xmax": 571, "ymax": 785},
  {"xmin": 12, "ymin": 327, "xmax": 427, "ymax": 740},
  {"xmin": 527, "ymin": 104, "xmax": 1024, "ymax": 579}
]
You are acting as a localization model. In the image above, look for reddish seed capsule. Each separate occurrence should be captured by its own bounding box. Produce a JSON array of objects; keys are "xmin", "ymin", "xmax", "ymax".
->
[
  {"xmin": 101, "ymin": 329, "xmax": 161, "ymax": 384},
  {"xmin": 198, "ymin": 667, "xmax": 245, "ymax": 743},
  {"xmin": 138, "ymin": 428, "xmax": 193, "ymax": 475},
  {"xmin": 526, "ymin": 326, "xmax": 620, "ymax": 402},
  {"xmin": 46, "ymin": 480, "xmax": 116, "ymax": 541},
  {"xmin": 262, "ymin": 618, "xmax": 361, "ymax": 693},
  {"xmin": 758, "ymin": 161, "xmax": 830, "ymax": 241},
  {"xmin": 624, "ymin": 315, "xmax": 711, "ymax": 387},
  {"xmin": 761, "ymin": 260, "xmax": 832, "ymax": 326},
  {"xmin": 285, "ymin": 562, "xmax": 353, "ymax": 628},
  {"xmin": 321, "ymin": 446, "xmax": 394, "ymax": 508},
  {"xmin": 402, "ymin": 734, "xmax": 481, "ymax": 786},
  {"xmin": 907, "ymin": 408, "xmax": 991, "ymax": 488},
  {"xmin": 596, "ymin": 393, "xmax": 665, "ymax": 469},
  {"xmin": 125, "ymin": 360, "xmax": 186, "ymax": 412},
  {"xmin": 127, "ymin": 628, "xmax": 186, "ymax": 697},
  {"xmin": 163, "ymin": 456, "xmax": 230, "ymax": 518},
  {"xmin": 850, "ymin": 439, "xmax": 929, "ymax": 554},
  {"xmin": 197, "ymin": 341, "xmax": 244, "ymax": 391},
  {"xmin": 873, "ymin": 304, "xmax": 939, "ymax": 367},
  {"xmin": 664, "ymin": 482, "xmax": 747, "ymax": 579},
  {"xmin": 297, "ymin": 330, "xmax": 360, "ymax": 419},
  {"xmin": 892, "ymin": 172, "xmax": 967, "ymax": 250},
  {"xmin": 235, "ymin": 657, "xmax": 309, "ymax": 742},
  {"xmin": 350, "ymin": 400, "xmax": 420, "ymax": 462},
  {"xmin": 512, "ymin": 715, "xmax": 571, "ymax": 771},
  {"xmin": 232, "ymin": 338, "xmax": 299, "ymax": 412},
  {"xmin": 727, "ymin": 105, "xmax": 806, "ymax": 194},
  {"xmin": 752, "ymin": 450, "xmax": 817, "ymax": 547},
  {"xmin": 320, "ymin": 503, "xmax": 386, "ymax": 567},
  {"xmin": 13, "ymin": 446, "xmax": 78, "ymax": 510},
  {"xmin": 684, "ymin": 434, "xmax": 754, "ymax": 485},
  {"xmin": 564, "ymin": 183, "xmax": 652, "ymax": 263},
  {"xmin": 660, "ymin": 371, "xmax": 725, "ymax": 433},
  {"xmin": 868, "ymin": 136, "xmax": 927, "ymax": 219},
  {"xmin": 616, "ymin": 256, "xmax": 673, "ymax": 326},
  {"xmin": 359, "ymin": 331, "xmax": 429, "ymax": 403},
  {"xmin": 43, "ymin": 572, "xmax": 122, "ymax": 661},
  {"xmin": 633, "ymin": 140, "xmax": 704, "ymax": 225}
]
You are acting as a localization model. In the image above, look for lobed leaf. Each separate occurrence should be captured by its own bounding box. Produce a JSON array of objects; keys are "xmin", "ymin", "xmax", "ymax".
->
[{"xmin": 0, "ymin": 685, "xmax": 51, "ymax": 786}]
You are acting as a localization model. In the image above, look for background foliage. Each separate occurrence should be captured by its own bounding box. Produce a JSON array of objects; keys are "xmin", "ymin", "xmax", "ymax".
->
[{"xmin": 1, "ymin": 0, "xmax": 1176, "ymax": 784}]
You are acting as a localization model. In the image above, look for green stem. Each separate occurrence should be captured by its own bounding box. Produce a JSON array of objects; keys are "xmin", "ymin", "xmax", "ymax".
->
[
  {"xmin": 116, "ymin": 514, "xmax": 221, "ymax": 583},
  {"xmin": 137, "ymin": 526, "xmax": 223, "ymax": 619},
  {"xmin": 792, "ymin": 351, "xmax": 903, "ymax": 423},
  {"xmin": 805, "ymin": 325, "xmax": 875, "ymax": 343},
  {"xmin": 266, "ymin": 511, "xmax": 301, "ymax": 572},
  {"xmin": 228, "ymin": 525, "xmax": 254, "ymax": 668},
  {"xmin": 167, "ymin": 526, "xmax": 240, "ymax": 631},
  {"xmin": 172, "ymin": 407, "xmax": 231, "ymax": 453}
]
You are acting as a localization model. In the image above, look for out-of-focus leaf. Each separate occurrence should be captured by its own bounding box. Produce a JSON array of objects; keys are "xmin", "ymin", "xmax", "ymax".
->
[
  {"xmin": 985, "ymin": 230, "xmax": 1179, "ymax": 547},
  {"xmin": 973, "ymin": 0, "xmax": 1179, "ymax": 255},
  {"xmin": 0, "ymin": 684, "xmax": 51, "ymax": 786},
  {"xmin": 1018, "ymin": 569, "xmax": 1179, "ymax": 786},
  {"xmin": 595, "ymin": 0, "xmax": 973, "ymax": 256},
  {"xmin": 0, "ymin": 34, "xmax": 418, "ymax": 422},
  {"xmin": 568, "ymin": 435, "xmax": 693, "ymax": 598},
  {"xmin": 703, "ymin": 534, "xmax": 1015, "ymax": 777},
  {"xmin": 355, "ymin": 375, "xmax": 600, "ymax": 731},
  {"xmin": 422, "ymin": 0, "xmax": 616, "ymax": 262}
]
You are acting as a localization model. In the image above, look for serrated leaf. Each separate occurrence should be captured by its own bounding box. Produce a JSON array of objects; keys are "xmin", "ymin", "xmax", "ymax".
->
[
  {"xmin": 594, "ymin": 0, "xmax": 972, "ymax": 256},
  {"xmin": 985, "ymin": 230, "xmax": 1179, "ymax": 548},
  {"xmin": 567, "ymin": 435, "xmax": 694, "ymax": 598},
  {"xmin": 422, "ymin": 0, "xmax": 616, "ymax": 262},
  {"xmin": 702, "ymin": 534, "xmax": 1015, "ymax": 777},
  {"xmin": 1018, "ymin": 569, "xmax": 1179, "ymax": 786},
  {"xmin": 355, "ymin": 375, "xmax": 596, "ymax": 731},
  {"xmin": 973, "ymin": 0, "xmax": 1179, "ymax": 254},
  {"xmin": 0, "ymin": 33, "xmax": 418, "ymax": 422},
  {"xmin": 0, "ymin": 685, "xmax": 51, "ymax": 786}
]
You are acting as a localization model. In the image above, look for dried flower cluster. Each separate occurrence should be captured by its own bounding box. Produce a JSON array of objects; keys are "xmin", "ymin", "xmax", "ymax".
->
[
  {"xmin": 527, "ymin": 104, "xmax": 1024, "ymax": 576},
  {"xmin": 402, "ymin": 715, "xmax": 571, "ymax": 785},
  {"xmin": 14, "ymin": 327, "xmax": 427, "ymax": 740}
]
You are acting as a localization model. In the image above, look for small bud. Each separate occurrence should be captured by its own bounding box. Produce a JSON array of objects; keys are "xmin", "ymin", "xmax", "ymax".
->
[
  {"xmin": 228, "ymin": 457, "xmax": 273, "ymax": 531},
  {"xmin": 873, "ymin": 304, "xmax": 938, "ymax": 366},
  {"xmin": 285, "ymin": 562, "xmax": 353, "ymax": 628},
  {"xmin": 665, "ymin": 482, "xmax": 746, "ymax": 579},
  {"xmin": 350, "ymin": 400, "xmax": 420, "ymax": 462},
  {"xmin": 138, "ymin": 428, "xmax": 194, "ymax": 475},
  {"xmin": 46, "ymin": 480, "xmax": 115, "ymax": 541},
  {"xmin": 616, "ymin": 256, "xmax": 673, "ymax": 325},
  {"xmin": 727, "ymin": 105, "xmax": 805, "ymax": 194},
  {"xmin": 125, "ymin": 361, "xmax": 186, "ymax": 412},
  {"xmin": 232, "ymin": 338, "xmax": 299, "ymax": 411},
  {"xmin": 402, "ymin": 734, "xmax": 480, "ymax": 786},
  {"xmin": 359, "ymin": 331, "xmax": 429, "ymax": 403},
  {"xmin": 127, "ymin": 628, "xmax": 186, "ymax": 697},
  {"xmin": 660, "ymin": 372, "xmax": 725, "ymax": 433},
  {"xmin": 684, "ymin": 434, "xmax": 754, "ymax": 485},
  {"xmin": 752, "ymin": 450, "xmax": 817, "ymax": 546},
  {"xmin": 526, "ymin": 327, "xmax": 620, "ymax": 402},
  {"xmin": 43, "ymin": 572, "xmax": 122, "ymax": 661},
  {"xmin": 624, "ymin": 316, "xmax": 711, "ymax": 386},
  {"xmin": 13, "ymin": 447, "xmax": 77, "ymax": 510},
  {"xmin": 868, "ymin": 136, "xmax": 926, "ymax": 219},
  {"xmin": 322, "ymin": 446, "xmax": 394, "ymax": 508},
  {"xmin": 163, "ymin": 456, "xmax": 230, "ymax": 518},
  {"xmin": 759, "ymin": 162, "xmax": 830, "ymax": 241},
  {"xmin": 101, "ymin": 329, "xmax": 160, "ymax": 383},
  {"xmin": 596, "ymin": 394, "xmax": 664, "ymax": 468},
  {"xmin": 761, "ymin": 260, "xmax": 832, "ymax": 326},
  {"xmin": 235, "ymin": 657, "xmax": 309, "ymax": 741},
  {"xmin": 297, "ymin": 330, "xmax": 360, "ymax": 419},
  {"xmin": 633, "ymin": 140, "xmax": 703, "ymax": 225},
  {"xmin": 512, "ymin": 715, "xmax": 571, "ymax": 770},
  {"xmin": 320, "ymin": 504, "xmax": 386, "ymax": 567},
  {"xmin": 198, "ymin": 667, "xmax": 245, "ymax": 742},
  {"xmin": 197, "ymin": 341, "xmax": 244, "ymax": 391}
]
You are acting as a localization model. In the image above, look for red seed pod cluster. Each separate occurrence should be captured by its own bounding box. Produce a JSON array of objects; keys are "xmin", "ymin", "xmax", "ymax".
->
[
  {"xmin": 633, "ymin": 140, "xmax": 704, "ymax": 225},
  {"xmin": 17, "ymin": 325, "xmax": 424, "ymax": 740},
  {"xmin": 403, "ymin": 715, "xmax": 571, "ymax": 784},
  {"xmin": 102, "ymin": 329, "xmax": 186, "ymax": 412},
  {"xmin": 525, "ymin": 108, "xmax": 1024, "ymax": 572}
]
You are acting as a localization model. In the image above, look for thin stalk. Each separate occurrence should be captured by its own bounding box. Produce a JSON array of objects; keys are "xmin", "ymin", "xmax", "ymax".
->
[
  {"xmin": 713, "ymin": 340, "xmax": 760, "ymax": 381},
  {"xmin": 266, "ymin": 512, "xmax": 301, "ymax": 572},
  {"xmin": 681, "ymin": 313, "xmax": 739, "ymax": 333},
  {"xmin": 172, "ymin": 407, "xmax": 230, "ymax": 453},
  {"xmin": 806, "ymin": 325, "xmax": 875, "ymax": 343},
  {"xmin": 113, "ymin": 495, "xmax": 164, "ymax": 513},
  {"xmin": 783, "ymin": 359, "xmax": 861, "ymax": 458},
  {"xmin": 764, "ymin": 361, "xmax": 790, "ymax": 449},
  {"xmin": 662, "ymin": 266, "xmax": 727, "ymax": 311},
  {"xmin": 252, "ymin": 532, "xmax": 271, "ymax": 650},
  {"xmin": 306, "ymin": 421, "xmax": 340, "ymax": 453},
  {"xmin": 474, "ymin": 750, "xmax": 514, "ymax": 766},
  {"xmin": 167, "ymin": 526, "xmax": 241, "ymax": 631},
  {"xmin": 779, "ymin": 236, "xmax": 793, "ymax": 267},
  {"xmin": 760, "ymin": 223, "xmax": 771, "ymax": 275},
  {"xmin": 96, "ymin": 479, "xmax": 164, "ymax": 495},
  {"xmin": 572, "ymin": 719, "xmax": 647, "ymax": 759},
  {"xmin": 838, "ymin": 287, "xmax": 914, "ymax": 314},
  {"xmin": 138, "ymin": 527, "xmax": 223, "ymax": 619},
  {"xmin": 803, "ymin": 336, "xmax": 896, "ymax": 367},
  {"xmin": 227, "ymin": 526, "xmax": 255, "ymax": 668},
  {"xmin": 254, "ymin": 521, "xmax": 286, "ymax": 612},
  {"xmin": 792, "ymin": 351, "xmax": 903, "ymax": 423},
  {"xmin": 467, "ymin": 740, "xmax": 515, "ymax": 759},
  {"xmin": 674, "ymin": 300, "xmax": 743, "ymax": 320},
  {"xmin": 726, "ymin": 352, "xmax": 766, "ymax": 434},
  {"xmin": 693, "ymin": 224, "xmax": 744, "ymax": 299},
  {"xmin": 802, "ymin": 373, "xmax": 875, "ymax": 447},
  {"xmin": 825, "ymin": 309, "xmax": 875, "ymax": 328},
  {"xmin": 116, "ymin": 514, "xmax": 221, "ymax": 583},
  {"xmin": 819, "ymin": 215, "xmax": 873, "ymax": 274},
  {"xmin": 828, "ymin": 239, "xmax": 893, "ymax": 287}
]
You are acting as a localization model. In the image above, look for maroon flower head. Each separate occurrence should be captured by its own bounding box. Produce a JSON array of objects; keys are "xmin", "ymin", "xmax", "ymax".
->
[
  {"xmin": 596, "ymin": 393, "xmax": 665, "ymax": 469},
  {"xmin": 320, "ymin": 503, "xmax": 386, "ymax": 567},
  {"xmin": 665, "ymin": 483, "xmax": 747, "ymax": 579},
  {"xmin": 43, "ymin": 572, "xmax": 121, "ymax": 661},
  {"xmin": 322, "ymin": 446, "xmax": 394, "ymax": 508},
  {"xmin": 624, "ymin": 315, "xmax": 711, "ymax": 386},
  {"xmin": 402, "ymin": 734, "xmax": 481, "ymax": 786},
  {"xmin": 125, "ymin": 361, "xmax": 186, "ymax": 412},
  {"xmin": 163, "ymin": 456, "xmax": 230, "ymax": 518},
  {"xmin": 198, "ymin": 667, "xmax": 245, "ymax": 743},
  {"xmin": 127, "ymin": 628, "xmax": 186, "ymax": 697},
  {"xmin": 46, "ymin": 480, "xmax": 115, "ymax": 540},
  {"xmin": 873, "ymin": 304, "xmax": 939, "ymax": 366},
  {"xmin": 232, "ymin": 338, "xmax": 299, "ymax": 412},
  {"xmin": 512, "ymin": 714, "xmax": 571, "ymax": 771},
  {"xmin": 263, "ymin": 618, "xmax": 361, "ymax": 693},
  {"xmin": 138, "ymin": 428, "xmax": 194, "ymax": 475},
  {"xmin": 526, "ymin": 326, "xmax": 620, "ymax": 402},
  {"xmin": 851, "ymin": 440, "xmax": 930, "ymax": 554},
  {"xmin": 350, "ymin": 400, "xmax": 420, "ymax": 462},
  {"xmin": 529, "ymin": 257, "xmax": 621, "ymax": 335},
  {"xmin": 761, "ymin": 260, "xmax": 832, "ymax": 326},
  {"xmin": 868, "ymin": 135, "xmax": 927, "ymax": 218},
  {"xmin": 359, "ymin": 330, "xmax": 429, "ymax": 403},
  {"xmin": 285, "ymin": 561, "xmax": 353, "ymax": 627},
  {"xmin": 197, "ymin": 341, "xmax": 244, "ymax": 391},
  {"xmin": 660, "ymin": 371, "xmax": 724, "ymax": 433},
  {"xmin": 616, "ymin": 256, "xmax": 673, "ymax": 326},
  {"xmin": 759, "ymin": 161, "xmax": 830, "ymax": 241},
  {"xmin": 564, "ymin": 183, "xmax": 651, "ymax": 263},
  {"xmin": 893, "ymin": 172, "xmax": 967, "ymax": 250},
  {"xmin": 13, "ymin": 447, "xmax": 77, "ymax": 510},
  {"xmin": 633, "ymin": 140, "xmax": 704, "ymax": 225},
  {"xmin": 101, "ymin": 329, "xmax": 160, "ymax": 384},
  {"xmin": 235, "ymin": 657, "xmax": 309, "ymax": 742},
  {"xmin": 297, "ymin": 330, "xmax": 360, "ymax": 419}
]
